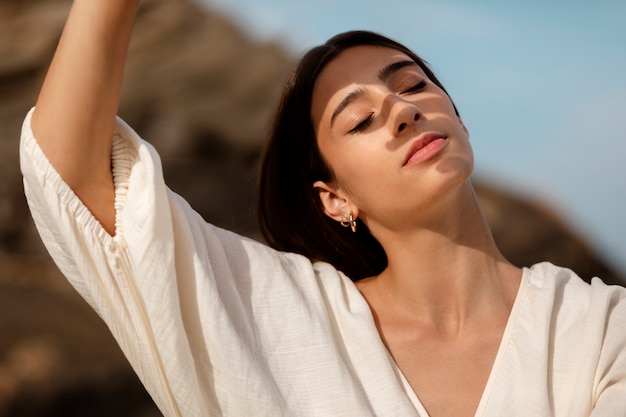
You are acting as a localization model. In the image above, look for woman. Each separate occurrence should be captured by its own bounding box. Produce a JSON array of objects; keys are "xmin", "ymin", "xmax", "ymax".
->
[{"xmin": 20, "ymin": 1, "xmax": 625, "ymax": 416}]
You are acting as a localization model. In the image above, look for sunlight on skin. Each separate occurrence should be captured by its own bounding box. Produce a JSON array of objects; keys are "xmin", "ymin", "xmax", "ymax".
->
[{"xmin": 196, "ymin": 0, "xmax": 626, "ymax": 275}]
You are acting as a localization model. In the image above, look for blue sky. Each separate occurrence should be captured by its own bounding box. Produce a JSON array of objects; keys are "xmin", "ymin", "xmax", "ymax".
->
[{"xmin": 197, "ymin": 0, "xmax": 626, "ymax": 275}]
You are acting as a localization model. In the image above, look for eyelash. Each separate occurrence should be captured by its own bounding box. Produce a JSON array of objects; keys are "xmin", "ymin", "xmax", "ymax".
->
[
  {"xmin": 348, "ymin": 114, "xmax": 374, "ymax": 134},
  {"xmin": 347, "ymin": 80, "xmax": 426, "ymax": 134},
  {"xmin": 401, "ymin": 80, "xmax": 427, "ymax": 95}
]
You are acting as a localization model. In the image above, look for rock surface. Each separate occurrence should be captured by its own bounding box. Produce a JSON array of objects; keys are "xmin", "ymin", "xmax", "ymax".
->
[{"xmin": 0, "ymin": 0, "xmax": 623, "ymax": 415}]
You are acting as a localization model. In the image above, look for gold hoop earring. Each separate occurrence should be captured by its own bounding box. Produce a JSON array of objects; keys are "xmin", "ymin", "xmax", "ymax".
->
[{"xmin": 340, "ymin": 213, "xmax": 357, "ymax": 233}]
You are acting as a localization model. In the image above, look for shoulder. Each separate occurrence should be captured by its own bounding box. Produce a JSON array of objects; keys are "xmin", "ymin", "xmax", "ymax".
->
[
  {"xmin": 524, "ymin": 261, "xmax": 626, "ymax": 335},
  {"xmin": 503, "ymin": 263, "xmax": 626, "ymax": 413},
  {"xmin": 526, "ymin": 261, "xmax": 626, "ymax": 300}
]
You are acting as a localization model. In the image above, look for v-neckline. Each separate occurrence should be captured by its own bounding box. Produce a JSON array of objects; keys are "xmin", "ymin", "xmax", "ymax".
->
[{"xmin": 385, "ymin": 267, "xmax": 529, "ymax": 417}]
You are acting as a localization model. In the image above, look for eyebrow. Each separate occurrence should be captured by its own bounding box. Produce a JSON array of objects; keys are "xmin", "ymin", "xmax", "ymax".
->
[
  {"xmin": 329, "ymin": 59, "xmax": 419, "ymax": 128},
  {"xmin": 378, "ymin": 60, "xmax": 418, "ymax": 82},
  {"xmin": 330, "ymin": 87, "xmax": 367, "ymax": 128}
]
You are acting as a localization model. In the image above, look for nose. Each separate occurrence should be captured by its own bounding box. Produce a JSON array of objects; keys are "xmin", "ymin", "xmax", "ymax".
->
[
  {"xmin": 392, "ymin": 101, "xmax": 421, "ymax": 137},
  {"xmin": 397, "ymin": 113, "xmax": 420, "ymax": 135}
]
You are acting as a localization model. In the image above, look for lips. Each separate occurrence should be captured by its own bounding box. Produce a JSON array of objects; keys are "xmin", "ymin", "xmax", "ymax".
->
[{"xmin": 402, "ymin": 133, "xmax": 448, "ymax": 167}]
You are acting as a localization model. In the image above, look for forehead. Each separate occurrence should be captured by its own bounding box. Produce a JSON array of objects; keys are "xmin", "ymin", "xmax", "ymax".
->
[
  {"xmin": 311, "ymin": 46, "xmax": 420, "ymax": 126},
  {"xmin": 321, "ymin": 45, "xmax": 415, "ymax": 85}
]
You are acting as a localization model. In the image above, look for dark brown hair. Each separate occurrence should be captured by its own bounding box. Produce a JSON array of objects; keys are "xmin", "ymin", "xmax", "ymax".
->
[{"xmin": 258, "ymin": 30, "xmax": 456, "ymax": 281}]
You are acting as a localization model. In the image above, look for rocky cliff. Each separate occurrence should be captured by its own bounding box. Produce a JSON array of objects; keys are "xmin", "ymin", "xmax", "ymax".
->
[{"xmin": 0, "ymin": 0, "xmax": 623, "ymax": 415}]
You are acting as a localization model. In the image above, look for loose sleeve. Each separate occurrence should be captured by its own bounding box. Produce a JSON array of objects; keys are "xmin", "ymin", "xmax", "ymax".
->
[
  {"xmin": 590, "ymin": 280, "xmax": 626, "ymax": 416},
  {"xmin": 19, "ymin": 108, "xmax": 419, "ymax": 417},
  {"xmin": 20, "ymin": 108, "xmax": 193, "ymax": 415}
]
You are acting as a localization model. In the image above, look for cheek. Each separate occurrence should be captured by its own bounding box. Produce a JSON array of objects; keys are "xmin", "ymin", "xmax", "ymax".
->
[
  {"xmin": 321, "ymin": 143, "xmax": 389, "ymax": 203},
  {"xmin": 334, "ymin": 141, "xmax": 387, "ymax": 180},
  {"xmin": 340, "ymin": 156, "xmax": 401, "ymax": 213}
]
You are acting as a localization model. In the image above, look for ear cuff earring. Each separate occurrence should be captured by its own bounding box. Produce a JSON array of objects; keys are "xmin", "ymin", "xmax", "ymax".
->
[{"xmin": 340, "ymin": 213, "xmax": 357, "ymax": 233}]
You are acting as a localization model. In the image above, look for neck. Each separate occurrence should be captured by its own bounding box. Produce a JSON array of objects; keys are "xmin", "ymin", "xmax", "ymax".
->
[{"xmin": 361, "ymin": 181, "xmax": 521, "ymax": 331}]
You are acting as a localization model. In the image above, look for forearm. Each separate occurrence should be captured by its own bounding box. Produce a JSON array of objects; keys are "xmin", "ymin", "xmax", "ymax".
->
[{"xmin": 32, "ymin": 0, "xmax": 141, "ymax": 234}]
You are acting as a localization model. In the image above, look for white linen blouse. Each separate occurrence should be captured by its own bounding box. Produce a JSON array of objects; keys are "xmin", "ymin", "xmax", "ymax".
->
[{"xmin": 20, "ymin": 109, "xmax": 626, "ymax": 416}]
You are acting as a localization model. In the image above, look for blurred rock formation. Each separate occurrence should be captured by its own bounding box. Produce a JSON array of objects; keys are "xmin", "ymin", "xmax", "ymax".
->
[{"xmin": 0, "ymin": 0, "xmax": 623, "ymax": 415}]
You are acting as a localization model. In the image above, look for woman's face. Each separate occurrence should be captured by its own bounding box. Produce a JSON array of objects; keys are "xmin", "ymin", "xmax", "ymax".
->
[{"xmin": 311, "ymin": 45, "xmax": 473, "ymax": 233}]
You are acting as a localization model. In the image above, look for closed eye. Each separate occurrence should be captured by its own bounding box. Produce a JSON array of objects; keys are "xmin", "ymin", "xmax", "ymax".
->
[
  {"xmin": 348, "ymin": 113, "xmax": 374, "ymax": 134},
  {"xmin": 401, "ymin": 80, "xmax": 427, "ymax": 95}
]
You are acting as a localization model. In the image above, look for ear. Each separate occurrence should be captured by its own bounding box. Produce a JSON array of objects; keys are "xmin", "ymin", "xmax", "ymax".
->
[{"xmin": 312, "ymin": 180, "xmax": 358, "ymax": 222}]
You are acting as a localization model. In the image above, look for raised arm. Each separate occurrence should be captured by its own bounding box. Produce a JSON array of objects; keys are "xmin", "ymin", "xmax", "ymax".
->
[{"xmin": 31, "ymin": 0, "xmax": 141, "ymax": 236}]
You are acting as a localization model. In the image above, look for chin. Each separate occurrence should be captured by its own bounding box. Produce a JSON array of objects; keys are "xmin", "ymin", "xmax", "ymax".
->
[{"xmin": 436, "ymin": 153, "xmax": 473, "ymax": 180}]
